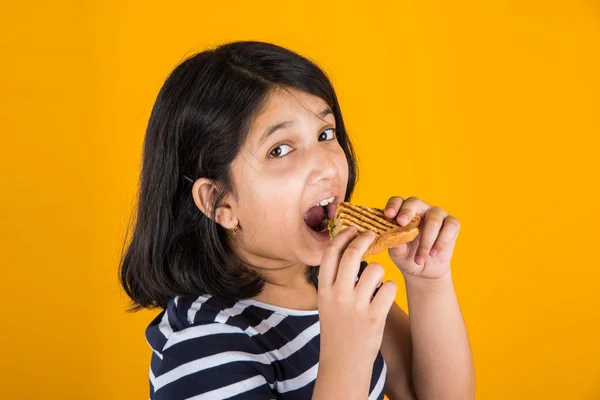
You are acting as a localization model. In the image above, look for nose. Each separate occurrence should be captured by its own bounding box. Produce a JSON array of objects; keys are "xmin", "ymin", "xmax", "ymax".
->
[{"xmin": 306, "ymin": 143, "xmax": 338, "ymax": 186}]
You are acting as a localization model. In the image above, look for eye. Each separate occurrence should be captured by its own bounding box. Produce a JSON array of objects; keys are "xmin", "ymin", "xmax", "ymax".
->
[
  {"xmin": 318, "ymin": 128, "xmax": 336, "ymax": 141},
  {"xmin": 269, "ymin": 144, "xmax": 293, "ymax": 158}
]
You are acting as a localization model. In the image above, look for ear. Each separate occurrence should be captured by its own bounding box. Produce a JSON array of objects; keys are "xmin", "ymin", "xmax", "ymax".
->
[{"xmin": 191, "ymin": 178, "xmax": 237, "ymax": 230}]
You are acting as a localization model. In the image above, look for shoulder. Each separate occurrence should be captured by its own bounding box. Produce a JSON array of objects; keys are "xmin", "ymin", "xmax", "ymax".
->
[
  {"xmin": 146, "ymin": 295, "xmax": 278, "ymax": 399},
  {"xmin": 146, "ymin": 295, "xmax": 265, "ymax": 354}
]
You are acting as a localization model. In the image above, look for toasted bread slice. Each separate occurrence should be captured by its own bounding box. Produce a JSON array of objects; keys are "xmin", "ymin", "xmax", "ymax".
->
[{"xmin": 328, "ymin": 202, "xmax": 421, "ymax": 260}]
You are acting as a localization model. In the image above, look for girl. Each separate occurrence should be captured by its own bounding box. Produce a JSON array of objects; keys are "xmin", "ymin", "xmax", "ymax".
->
[{"xmin": 119, "ymin": 41, "xmax": 474, "ymax": 400}]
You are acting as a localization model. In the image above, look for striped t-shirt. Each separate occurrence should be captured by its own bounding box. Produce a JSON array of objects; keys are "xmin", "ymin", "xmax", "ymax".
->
[{"xmin": 146, "ymin": 262, "xmax": 387, "ymax": 399}]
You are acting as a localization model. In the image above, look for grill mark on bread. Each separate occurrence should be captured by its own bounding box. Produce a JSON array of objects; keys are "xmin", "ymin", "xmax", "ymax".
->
[
  {"xmin": 329, "ymin": 202, "xmax": 421, "ymax": 260},
  {"xmin": 338, "ymin": 218, "xmax": 378, "ymax": 233},
  {"xmin": 337, "ymin": 204, "xmax": 396, "ymax": 232},
  {"xmin": 347, "ymin": 204, "xmax": 388, "ymax": 219},
  {"xmin": 332, "ymin": 202, "xmax": 421, "ymax": 236},
  {"xmin": 337, "ymin": 216, "xmax": 388, "ymax": 234}
]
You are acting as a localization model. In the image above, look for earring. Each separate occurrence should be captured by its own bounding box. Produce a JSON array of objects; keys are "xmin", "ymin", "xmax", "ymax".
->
[{"xmin": 232, "ymin": 223, "xmax": 239, "ymax": 235}]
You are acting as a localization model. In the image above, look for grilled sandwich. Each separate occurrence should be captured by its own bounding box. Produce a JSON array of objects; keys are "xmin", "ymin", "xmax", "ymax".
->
[{"xmin": 328, "ymin": 202, "xmax": 421, "ymax": 260}]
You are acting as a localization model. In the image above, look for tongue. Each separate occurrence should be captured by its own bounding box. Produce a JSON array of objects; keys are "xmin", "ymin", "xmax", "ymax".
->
[{"xmin": 304, "ymin": 205, "xmax": 326, "ymax": 229}]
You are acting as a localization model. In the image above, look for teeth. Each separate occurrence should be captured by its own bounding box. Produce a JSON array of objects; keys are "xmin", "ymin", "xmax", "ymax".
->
[{"xmin": 317, "ymin": 196, "xmax": 335, "ymax": 207}]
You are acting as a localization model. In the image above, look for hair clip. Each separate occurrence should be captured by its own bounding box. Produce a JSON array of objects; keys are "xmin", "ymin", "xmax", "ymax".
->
[{"xmin": 182, "ymin": 174, "xmax": 195, "ymax": 184}]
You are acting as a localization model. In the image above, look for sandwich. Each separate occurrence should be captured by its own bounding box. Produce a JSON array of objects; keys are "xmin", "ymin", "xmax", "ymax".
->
[{"xmin": 328, "ymin": 202, "xmax": 421, "ymax": 260}]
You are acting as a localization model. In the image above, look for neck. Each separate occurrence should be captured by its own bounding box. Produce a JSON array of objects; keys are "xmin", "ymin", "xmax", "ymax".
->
[
  {"xmin": 255, "ymin": 277, "xmax": 318, "ymax": 311},
  {"xmin": 235, "ymin": 247, "xmax": 318, "ymax": 311}
]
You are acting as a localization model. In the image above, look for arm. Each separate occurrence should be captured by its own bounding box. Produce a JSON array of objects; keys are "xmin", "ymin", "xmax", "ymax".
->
[
  {"xmin": 380, "ymin": 273, "xmax": 474, "ymax": 400},
  {"xmin": 315, "ymin": 228, "xmax": 400, "ymax": 400},
  {"xmin": 380, "ymin": 196, "xmax": 475, "ymax": 400},
  {"xmin": 404, "ymin": 271, "xmax": 474, "ymax": 400},
  {"xmin": 380, "ymin": 302, "xmax": 417, "ymax": 400}
]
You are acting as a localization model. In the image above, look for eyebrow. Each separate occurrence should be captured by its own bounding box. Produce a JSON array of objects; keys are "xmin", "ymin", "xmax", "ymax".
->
[{"xmin": 257, "ymin": 108, "xmax": 334, "ymax": 147}]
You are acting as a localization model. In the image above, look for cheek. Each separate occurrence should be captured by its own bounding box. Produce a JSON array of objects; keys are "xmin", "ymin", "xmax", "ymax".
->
[
  {"xmin": 232, "ymin": 159, "xmax": 296, "ymax": 218},
  {"xmin": 238, "ymin": 183, "xmax": 301, "ymax": 234},
  {"xmin": 239, "ymin": 198, "xmax": 300, "ymax": 249},
  {"xmin": 334, "ymin": 149, "xmax": 350, "ymax": 183}
]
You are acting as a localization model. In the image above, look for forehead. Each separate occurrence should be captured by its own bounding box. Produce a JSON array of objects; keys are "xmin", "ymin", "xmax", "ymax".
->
[
  {"xmin": 259, "ymin": 87, "xmax": 329, "ymax": 115},
  {"xmin": 248, "ymin": 88, "xmax": 333, "ymax": 139}
]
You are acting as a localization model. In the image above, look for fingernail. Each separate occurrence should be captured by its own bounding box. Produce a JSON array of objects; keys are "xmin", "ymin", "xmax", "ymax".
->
[
  {"xmin": 430, "ymin": 249, "xmax": 437, "ymax": 257},
  {"xmin": 415, "ymin": 255, "xmax": 425, "ymax": 265},
  {"xmin": 385, "ymin": 208, "xmax": 394, "ymax": 217}
]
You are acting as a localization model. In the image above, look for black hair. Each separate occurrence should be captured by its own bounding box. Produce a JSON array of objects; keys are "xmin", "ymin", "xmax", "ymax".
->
[{"xmin": 118, "ymin": 41, "xmax": 359, "ymax": 311}]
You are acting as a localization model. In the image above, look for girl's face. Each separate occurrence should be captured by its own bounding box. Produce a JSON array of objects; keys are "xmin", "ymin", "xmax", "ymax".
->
[{"xmin": 229, "ymin": 87, "xmax": 349, "ymax": 268}]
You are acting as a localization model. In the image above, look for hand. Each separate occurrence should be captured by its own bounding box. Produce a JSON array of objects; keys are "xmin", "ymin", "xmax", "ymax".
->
[
  {"xmin": 317, "ymin": 226, "xmax": 398, "ymax": 369},
  {"xmin": 383, "ymin": 196, "xmax": 461, "ymax": 280}
]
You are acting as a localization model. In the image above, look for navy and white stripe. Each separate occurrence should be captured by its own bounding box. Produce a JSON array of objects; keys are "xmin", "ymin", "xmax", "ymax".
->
[{"xmin": 146, "ymin": 263, "xmax": 387, "ymax": 399}]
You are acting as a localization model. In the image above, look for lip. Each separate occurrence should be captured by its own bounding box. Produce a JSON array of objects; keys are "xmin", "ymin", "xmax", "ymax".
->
[
  {"xmin": 302, "ymin": 189, "xmax": 340, "ymax": 243},
  {"xmin": 305, "ymin": 222, "xmax": 332, "ymax": 242}
]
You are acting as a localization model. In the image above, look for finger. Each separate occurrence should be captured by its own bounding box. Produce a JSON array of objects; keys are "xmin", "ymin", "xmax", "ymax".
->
[
  {"xmin": 370, "ymin": 280, "xmax": 398, "ymax": 317},
  {"xmin": 415, "ymin": 207, "xmax": 447, "ymax": 265},
  {"xmin": 396, "ymin": 196, "xmax": 429, "ymax": 226},
  {"xmin": 384, "ymin": 196, "xmax": 404, "ymax": 219},
  {"xmin": 318, "ymin": 226, "xmax": 358, "ymax": 289},
  {"xmin": 429, "ymin": 215, "xmax": 461, "ymax": 256},
  {"xmin": 335, "ymin": 230, "xmax": 377, "ymax": 290},
  {"xmin": 354, "ymin": 262, "xmax": 385, "ymax": 305}
]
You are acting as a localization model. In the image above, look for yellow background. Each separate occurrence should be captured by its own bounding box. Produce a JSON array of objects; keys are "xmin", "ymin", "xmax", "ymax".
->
[{"xmin": 1, "ymin": 0, "xmax": 599, "ymax": 399}]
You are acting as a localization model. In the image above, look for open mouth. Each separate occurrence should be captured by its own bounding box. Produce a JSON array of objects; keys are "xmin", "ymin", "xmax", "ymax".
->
[{"xmin": 304, "ymin": 199, "xmax": 337, "ymax": 236}]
